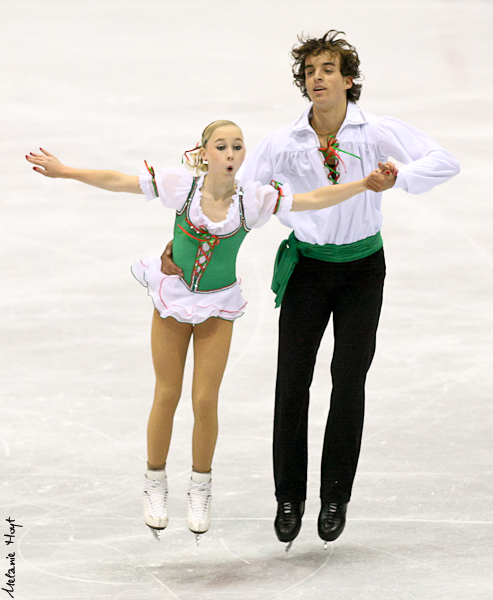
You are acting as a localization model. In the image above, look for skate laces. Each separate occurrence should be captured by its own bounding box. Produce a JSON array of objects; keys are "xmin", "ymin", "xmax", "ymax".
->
[
  {"xmin": 144, "ymin": 478, "xmax": 168, "ymax": 517},
  {"xmin": 279, "ymin": 502, "xmax": 298, "ymax": 524},
  {"xmin": 321, "ymin": 502, "xmax": 340, "ymax": 523},
  {"xmin": 187, "ymin": 481, "xmax": 211, "ymax": 519},
  {"xmin": 278, "ymin": 501, "xmax": 304, "ymax": 525}
]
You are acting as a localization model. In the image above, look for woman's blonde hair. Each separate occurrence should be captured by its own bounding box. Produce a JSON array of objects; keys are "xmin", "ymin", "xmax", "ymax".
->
[{"xmin": 183, "ymin": 120, "xmax": 241, "ymax": 174}]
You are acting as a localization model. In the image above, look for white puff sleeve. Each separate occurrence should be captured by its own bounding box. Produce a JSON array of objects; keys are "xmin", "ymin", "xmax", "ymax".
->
[
  {"xmin": 139, "ymin": 165, "xmax": 195, "ymax": 210},
  {"xmin": 237, "ymin": 133, "xmax": 277, "ymax": 186},
  {"xmin": 242, "ymin": 180, "xmax": 294, "ymax": 229},
  {"xmin": 377, "ymin": 117, "xmax": 460, "ymax": 194}
]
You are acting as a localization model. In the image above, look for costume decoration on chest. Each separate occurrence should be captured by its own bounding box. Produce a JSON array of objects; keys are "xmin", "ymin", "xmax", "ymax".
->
[
  {"xmin": 176, "ymin": 220, "xmax": 222, "ymax": 292},
  {"xmin": 174, "ymin": 177, "xmax": 249, "ymax": 293},
  {"xmin": 144, "ymin": 160, "xmax": 159, "ymax": 197},
  {"xmin": 270, "ymin": 180, "xmax": 284, "ymax": 215},
  {"xmin": 318, "ymin": 136, "xmax": 362, "ymax": 183}
]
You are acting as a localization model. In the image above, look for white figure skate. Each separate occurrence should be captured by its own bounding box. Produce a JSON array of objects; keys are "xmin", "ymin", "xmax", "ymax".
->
[
  {"xmin": 186, "ymin": 473, "xmax": 212, "ymax": 545},
  {"xmin": 143, "ymin": 471, "xmax": 168, "ymax": 541}
]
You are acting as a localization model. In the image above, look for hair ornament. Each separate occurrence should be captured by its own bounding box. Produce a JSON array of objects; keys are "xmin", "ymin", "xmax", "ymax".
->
[{"xmin": 182, "ymin": 142, "xmax": 202, "ymax": 166}]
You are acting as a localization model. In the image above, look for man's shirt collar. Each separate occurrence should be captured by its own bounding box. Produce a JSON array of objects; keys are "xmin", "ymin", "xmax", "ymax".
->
[{"xmin": 291, "ymin": 102, "xmax": 367, "ymax": 133}]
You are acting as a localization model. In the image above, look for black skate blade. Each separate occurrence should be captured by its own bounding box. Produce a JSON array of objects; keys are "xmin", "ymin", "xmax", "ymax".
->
[{"xmin": 285, "ymin": 541, "xmax": 293, "ymax": 553}]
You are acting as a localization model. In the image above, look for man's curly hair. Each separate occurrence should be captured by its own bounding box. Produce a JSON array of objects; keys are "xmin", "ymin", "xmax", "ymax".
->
[{"xmin": 291, "ymin": 30, "xmax": 362, "ymax": 103}]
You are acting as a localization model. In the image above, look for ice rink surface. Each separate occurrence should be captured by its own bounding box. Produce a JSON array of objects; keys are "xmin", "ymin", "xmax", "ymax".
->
[{"xmin": 2, "ymin": 0, "xmax": 492, "ymax": 598}]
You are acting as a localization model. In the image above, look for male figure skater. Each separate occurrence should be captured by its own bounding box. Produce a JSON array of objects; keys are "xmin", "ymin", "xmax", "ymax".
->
[{"xmin": 161, "ymin": 30, "xmax": 460, "ymax": 547}]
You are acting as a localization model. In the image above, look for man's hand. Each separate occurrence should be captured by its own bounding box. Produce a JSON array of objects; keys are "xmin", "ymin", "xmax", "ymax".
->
[
  {"xmin": 160, "ymin": 240, "xmax": 183, "ymax": 276},
  {"xmin": 365, "ymin": 161, "xmax": 398, "ymax": 192}
]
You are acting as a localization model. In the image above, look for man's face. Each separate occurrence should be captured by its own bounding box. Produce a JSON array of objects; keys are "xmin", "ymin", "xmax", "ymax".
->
[{"xmin": 304, "ymin": 52, "xmax": 353, "ymax": 108}]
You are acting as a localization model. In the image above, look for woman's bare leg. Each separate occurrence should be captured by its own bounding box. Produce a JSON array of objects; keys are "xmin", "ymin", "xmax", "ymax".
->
[
  {"xmin": 147, "ymin": 310, "xmax": 193, "ymax": 469},
  {"xmin": 191, "ymin": 317, "xmax": 234, "ymax": 473}
]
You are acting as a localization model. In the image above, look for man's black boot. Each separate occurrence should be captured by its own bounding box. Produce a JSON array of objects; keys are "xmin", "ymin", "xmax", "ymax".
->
[
  {"xmin": 274, "ymin": 501, "xmax": 305, "ymax": 544},
  {"xmin": 318, "ymin": 502, "xmax": 348, "ymax": 543}
]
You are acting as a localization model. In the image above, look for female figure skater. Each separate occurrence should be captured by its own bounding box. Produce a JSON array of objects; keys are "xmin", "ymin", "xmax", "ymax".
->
[{"xmin": 26, "ymin": 120, "xmax": 395, "ymax": 543}]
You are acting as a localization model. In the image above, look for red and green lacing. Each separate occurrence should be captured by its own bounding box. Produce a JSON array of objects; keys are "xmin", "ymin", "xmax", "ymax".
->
[
  {"xmin": 318, "ymin": 136, "xmax": 362, "ymax": 183},
  {"xmin": 176, "ymin": 219, "xmax": 221, "ymax": 292}
]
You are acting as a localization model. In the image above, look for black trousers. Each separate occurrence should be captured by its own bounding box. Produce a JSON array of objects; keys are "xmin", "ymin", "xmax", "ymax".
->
[{"xmin": 273, "ymin": 248, "xmax": 386, "ymax": 504}]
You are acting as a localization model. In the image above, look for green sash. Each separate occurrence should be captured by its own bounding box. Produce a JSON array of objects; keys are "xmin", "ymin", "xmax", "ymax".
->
[{"xmin": 271, "ymin": 231, "xmax": 383, "ymax": 307}]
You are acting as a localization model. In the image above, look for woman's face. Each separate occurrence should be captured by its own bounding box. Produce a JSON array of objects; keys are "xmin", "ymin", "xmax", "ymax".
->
[{"xmin": 201, "ymin": 125, "xmax": 246, "ymax": 179}]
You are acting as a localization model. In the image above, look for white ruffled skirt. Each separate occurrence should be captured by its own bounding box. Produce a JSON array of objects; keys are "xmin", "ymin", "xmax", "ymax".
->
[{"xmin": 131, "ymin": 256, "xmax": 248, "ymax": 324}]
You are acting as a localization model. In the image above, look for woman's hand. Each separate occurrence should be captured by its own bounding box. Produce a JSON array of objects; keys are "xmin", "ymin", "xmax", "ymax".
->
[
  {"xmin": 26, "ymin": 148, "xmax": 68, "ymax": 178},
  {"xmin": 365, "ymin": 161, "xmax": 398, "ymax": 192},
  {"xmin": 26, "ymin": 149, "xmax": 142, "ymax": 193},
  {"xmin": 160, "ymin": 241, "xmax": 183, "ymax": 276},
  {"xmin": 378, "ymin": 161, "xmax": 398, "ymax": 177}
]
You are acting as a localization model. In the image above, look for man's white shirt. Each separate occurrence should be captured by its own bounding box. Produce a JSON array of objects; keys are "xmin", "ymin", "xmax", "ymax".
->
[{"xmin": 239, "ymin": 102, "xmax": 460, "ymax": 246}]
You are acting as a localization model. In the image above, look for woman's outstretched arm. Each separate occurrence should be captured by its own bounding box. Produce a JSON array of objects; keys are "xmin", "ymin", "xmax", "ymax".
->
[
  {"xmin": 291, "ymin": 162, "xmax": 398, "ymax": 211},
  {"xmin": 26, "ymin": 148, "xmax": 142, "ymax": 194}
]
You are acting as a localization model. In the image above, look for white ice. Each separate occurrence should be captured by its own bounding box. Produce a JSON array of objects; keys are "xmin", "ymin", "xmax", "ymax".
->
[{"xmin": 1, "ymin": 0, "xmax": 492, "ymax": 598}]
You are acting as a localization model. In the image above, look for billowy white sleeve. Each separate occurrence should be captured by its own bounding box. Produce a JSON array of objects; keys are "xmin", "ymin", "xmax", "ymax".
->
[
  {"xmin": 242, "ymin": 181, "xmax": 293, "ymax": 229},
  {"xmin": 139, "ymin": 166, "xmax": 194, "ymax": 209},
  {"xmin": 377, "ymin": 117, "xmax": 460, "ymax": 194},
  {"xmin": 237, "ymin": 134, "xmax": 277, "ymax": 186}
]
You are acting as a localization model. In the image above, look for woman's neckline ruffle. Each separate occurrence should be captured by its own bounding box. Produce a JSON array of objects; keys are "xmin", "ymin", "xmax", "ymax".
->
[{"xmin": 193, "ymin": 173, "xmax": 241, "ymax": 231}]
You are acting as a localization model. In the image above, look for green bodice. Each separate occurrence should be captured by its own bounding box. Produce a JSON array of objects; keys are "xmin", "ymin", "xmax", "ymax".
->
[{"xmin": 173, "ymin": 178, "xmax": 250, "ymax": 293}]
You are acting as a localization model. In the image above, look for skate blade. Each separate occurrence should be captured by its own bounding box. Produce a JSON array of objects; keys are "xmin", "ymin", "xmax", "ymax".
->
[
  {"xmin": 195, "ymin": 534, "xmax": 201, "ymax": 546},
  {"xmin": 323, "ymin": 541, "xmax": 329, "ymax": 550},
  {"xmin": 285, "ymin": 541, "xmax": 293, "ymax": 553},
  {"xmin": 147, "ymin": 526, "xmax": 163, "ymax": 541}
]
